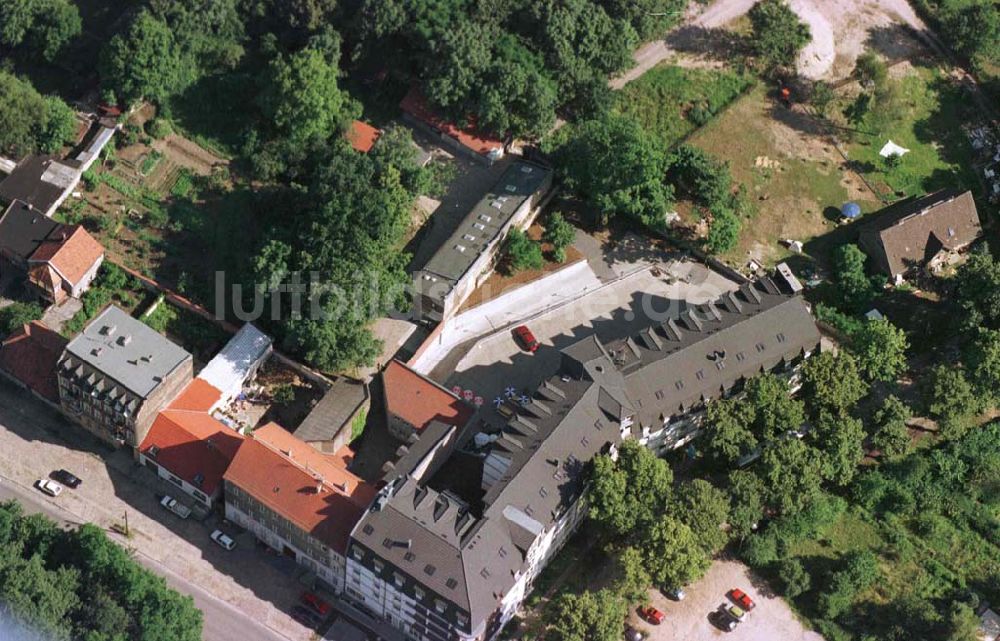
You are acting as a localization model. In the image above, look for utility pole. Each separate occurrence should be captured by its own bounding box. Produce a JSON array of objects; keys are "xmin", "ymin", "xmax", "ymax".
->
[{"xmin": 124, "ymin": 510, "xmax": 129, "ymax": 537}]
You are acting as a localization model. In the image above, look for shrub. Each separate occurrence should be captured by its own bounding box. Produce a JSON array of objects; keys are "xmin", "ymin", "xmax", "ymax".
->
[
  {"xmin": 506, "ymin": 229, "xmax": 544, "ymax": 273},
  {"xmin": 147, "ymin": 118, "xmax": 173, "ymax": 139},
  {"xmin": 740, "ymin": 532, "xmax": 779, "ymax": 568},
  {"xmin": 272, "ymin": 384, "xmax": 295, "ymax": 404}
]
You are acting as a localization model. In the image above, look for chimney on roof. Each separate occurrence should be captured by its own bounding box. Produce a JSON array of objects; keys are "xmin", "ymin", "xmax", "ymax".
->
[
  {"xmin": 117, "ymin": 334, "xmax": 131, "ymax": 346},
  {"xmin": 315, "ymin": 482, "xmax": 324, "ymax": 494},
  {"xmin": 102, "ymin": 324, "xmax": 116, "ymax": 336},
  {"xmin": 337, "ymin": 480, "xmax": 351, "ymax": 493}
]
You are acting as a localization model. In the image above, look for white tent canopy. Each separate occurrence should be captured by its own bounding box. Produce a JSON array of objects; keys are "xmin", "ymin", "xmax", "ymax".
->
[{"xmin": 879, "ymin": 140, "xmax": 910, "ymax": 158}]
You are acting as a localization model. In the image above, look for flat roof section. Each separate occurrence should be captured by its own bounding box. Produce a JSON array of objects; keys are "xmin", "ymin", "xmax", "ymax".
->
[
  {"xmin": 64, "ymin": 306, "xmax": 192, "ymax": 398},
  {"xmin": 414, "ymin": 161, "xmax": 551, "ymax": 305}
]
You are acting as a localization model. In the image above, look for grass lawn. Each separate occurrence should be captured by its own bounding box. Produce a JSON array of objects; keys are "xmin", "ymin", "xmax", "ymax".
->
[
  {"xmin": 688, "ymin": 85, "xmax": 881, "ymax": 267},
  {"xmin": 844, "ymin": 66, "xmax": 982, "ymax": 202},
  {"xmin": 615, "ymin": 64, "xmax": 754, "ymax": 148}
]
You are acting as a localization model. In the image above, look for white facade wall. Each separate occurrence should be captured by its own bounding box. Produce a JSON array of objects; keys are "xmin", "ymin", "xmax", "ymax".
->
[
  {"xmin": 137, "ymin": 451, "xmax": 214, "ymax": 508},
  {"xmin": 69, "ymin": 254, "xmax": 104, "ymax": 298}
]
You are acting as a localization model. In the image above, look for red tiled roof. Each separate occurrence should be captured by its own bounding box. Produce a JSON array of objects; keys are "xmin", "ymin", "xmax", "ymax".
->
[
  {"xmin": 400, "ymin": 86, "xmax": 504, "ymax": 157},
  {"xmin": 138, "ymin": 380, "xmax": 243, "ymax": 496},
  {"xmin": 29, "ymin": 226, "xmax": 104, "ymax": 287},
  {"xmin": 383, "ymin": 360, "xmax": 473, "ymax": 432},
  {"xmin": 224, "ymin": 423, "xmax": 377, "ymax": 554},
  {"xmin": 346, "ymin": 120, "xmax": 381, "ymax": 153},
  {"xmin": 0, "ymin": 321, "xmax": 67, "ymax": 403}
]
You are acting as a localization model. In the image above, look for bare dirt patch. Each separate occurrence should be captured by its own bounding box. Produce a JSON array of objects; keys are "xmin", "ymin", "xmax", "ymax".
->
[{"xmin": 151, "ymin": 134, "xmax": 227, "ymax": 176}]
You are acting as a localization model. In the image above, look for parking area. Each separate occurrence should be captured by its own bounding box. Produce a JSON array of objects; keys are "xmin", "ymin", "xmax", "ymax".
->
[
  {"xmin": 443, "ymin": 259, "xmax": 737, "ymax": 413},
  {"xmin": 630, "ymin": 560, "xmax": 824, "ymax": 641},
  {"xmin": 0, "ymin": 379, "xmax": 335, "ymax": 641}
]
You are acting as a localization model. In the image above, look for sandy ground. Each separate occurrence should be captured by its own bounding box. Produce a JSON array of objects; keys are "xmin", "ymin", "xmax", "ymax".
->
[
  {"xmin": 630, "ymin": 560, "xmax": 824, "ymax": 641},
  {"xmin": 613, "ymin": 0, "xmax": 931, "ymax": 87}
]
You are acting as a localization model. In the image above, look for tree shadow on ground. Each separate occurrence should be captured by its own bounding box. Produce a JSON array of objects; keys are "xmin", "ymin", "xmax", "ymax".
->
[{"xmin": 664, "ymin": 25, "xmax": 750, "ymax": 64}]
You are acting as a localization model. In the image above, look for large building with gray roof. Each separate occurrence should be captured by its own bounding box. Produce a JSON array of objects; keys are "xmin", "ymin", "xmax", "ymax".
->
[
  {"xmin": 412, "ymin": 161, "xmax": 552, "ymax": 322},
  {"xmin": 57, "ymin": 305, "xmax": 193, "ymax": 447},
  {"xmin": 345, "ymin": 269, "xmax": 822, "ymax": 641}
]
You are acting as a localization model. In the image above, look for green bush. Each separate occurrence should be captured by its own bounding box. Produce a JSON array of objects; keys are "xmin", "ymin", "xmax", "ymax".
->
[
  {"xmin": 506, "ymin": 229, "xmax": 545, "ymax": 273},
  {"xmin": 778, "ymin": 558, "xmax": 812, "ymax": 598},
  {"xmin": 147, "ymin": 118, "xmax": 173, "ymax": 139},
  {"xmin": 0, "ymin": 302, "xmax": 44, "ymax": 336}
]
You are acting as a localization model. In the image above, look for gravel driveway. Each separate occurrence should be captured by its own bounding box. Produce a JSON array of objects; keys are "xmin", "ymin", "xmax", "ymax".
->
[{"xmin": 629, "ymin": 560, "xmax": 824, "ymax": 641}]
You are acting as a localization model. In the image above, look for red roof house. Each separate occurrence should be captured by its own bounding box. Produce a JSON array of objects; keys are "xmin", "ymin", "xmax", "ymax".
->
[
  {"xmin": 137, "ymin": 379, "xmax": 244, "ymax": 505},
  {"xmin": 224, "ymin": 423, "xmax": 377, "ymax": 555},
  {"xmin": 400, "ymin": 86, "xmax": 505, "ymax": 163},
  {"xmin": 346, "ymin": 120, "xmax": 381, "ymax": 153},
  {"xmin": 382, "ymin": 359, "xmax": 473, "ymax": 441},
  {"xmin": 0, "ymin": 321, "xmax": 67, "ymax": 404},
  {"xmin": 27, "ymin": 225, "xmax": 105, "ymax": 303}
]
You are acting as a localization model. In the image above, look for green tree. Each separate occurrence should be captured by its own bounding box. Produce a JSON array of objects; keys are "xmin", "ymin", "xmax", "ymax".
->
[
  {"xmin": 817, "ymin": 550, "xmax": 880, "ymax": 618},
  {"xmin": 0, "ymin": 72, "xmax": 77, "ymax": 157},
  {"xmin": 800, "ymin": 351, "xmax": 868, "ymax": 416},
  {"xmin": 777, "ymin": 558, "xmax": 811, "ymax": 598},
  {"xmin": 257, "ymin": 46, "xmax": 354, "ymax": 145},
  {"xmin": 809, "ymin": 80, "xmax": 835, "ymax": 117},
  {"xmin": 925, "ymin": 365, "xmax": 978, "ymax": 440},
  {"xmin": 811, "ymin": 411, "xmax": 865, "ymax": 486},
  {"xmin": 745, "ymin": 373, "xmax": 806, "ymax": 442},
  {"xmin": 944, "ymin": 1, "xmax": 1000, "ymax": 67},
  {"xmin": 870, "ymin": 395, "xmax": 911, "ymax": 459},
  {"xmin": 615, "ymin": 546, "xmax": 651, "ymax": 603},
  {"xmin": 706, "ymin": 208, "xmax": 741, "ymax": 255},
  {"xmin": 760, "ymin": 438, "xmax": 824, "ymax": 514},
  {"xmin": 543, "ymin": 212, "xmax": 576, "ymax": 262},
  {"xmin": 643, "ymin": 515, "xmax": 710, "ymax": 589},
  {"xmin": 674, "ymin": 479, "xmax": 730, "ymax": 555},
  {"xmin": 726, "ymin": 469, "xmax": 766, "ymax": 539},
  {"xmin": 945, "ymin": 602, "xmax": 982, "ymax": 641},
  {"xmin": 704, "ymin": 396, "xmax": 758, "ymax": 465},
  {"xmin": 0, "ymin": 302, "xmax": 44, "ymax": 336},
  {"xmin": 505, "ymin": 229, "xmax": 544, "ymax": 272},
  {"xmin": 851, "ymin": 319, "xmax": 908, "ymax": 383},
  {"xmin": 667, "ymin": 145, "xmax": 733, "ymax": 207},
  {"xmin": 99, "ymin": 11, "xmax": 190, "ymax": 104},
  {"xmin": 965, "ymin": 328, "xmax": 1000, "ymax": 406},
  {"xmin": 852, "ymin": 51, "xmax": 888, "ymax": 89},
  {"xmin": 0, "ymin": 0, "xmax": 81, "ymax": 61},
  {"xmin": 954, "ymin": 244, "xmax": 1000, "ymax": 331},
  {"xmin": 748, "ymin": 0, "xmax": 811, "ymax": 71},
  {"xmin": 548, "ymin": 589, "xmax": 628, "ymax": 641},
  {"xmin": 832, "ymin": 243, "xmax": 874, "ymax": 312},
  {"xmin": 588, "ymin": 440, "xmax": 673, "ymax": 537},
  {"xmin": 550, "ymin": 113, "xmax": 673, "ymax": 228}
]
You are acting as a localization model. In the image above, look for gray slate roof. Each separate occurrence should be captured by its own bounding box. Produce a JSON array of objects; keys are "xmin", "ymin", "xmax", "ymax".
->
[
  {"xmin": 294, "ymin": 378, "xmax": 368, "ymax": 443},
  {"xmin": 0, "ymin": 200, "xmax": 60, "ymax": 262},
  {"xmin": 63, "ymin": 306, "xmax": 192, "ymax": 398},
  {"xmin": 858, "ymin": 189, "xmax": 981, "ymax": 277},
  {"xmin": 351, "ymin": 271, "xmax": 821, "ymax": 633},
  {"xmin": 0, "ymin": 155, "xmax": 72, "ymax": 214}
]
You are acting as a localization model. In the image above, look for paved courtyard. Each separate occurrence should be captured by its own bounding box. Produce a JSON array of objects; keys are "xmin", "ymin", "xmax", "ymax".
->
[
  {"xmin": 442, "ymin": 259, "xmax": 737, "ymax": 415},
  {"xmin": 629, "ymin": 560, "xmax": 824, "ymax": 641}
]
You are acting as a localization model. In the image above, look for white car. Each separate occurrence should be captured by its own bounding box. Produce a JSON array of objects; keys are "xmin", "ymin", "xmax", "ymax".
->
[
  {"xmin": 210, "ymin": 529, "xmax": 236, "ymax": 550},
  {"xmin": 36, "ymin": 479, "xmax": 63, "ymax": 497}
]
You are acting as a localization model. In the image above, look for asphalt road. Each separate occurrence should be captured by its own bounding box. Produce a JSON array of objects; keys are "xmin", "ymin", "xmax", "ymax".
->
[{"xmin": 0, "ymin": 479, "xmax": 289, "ymax": 641}]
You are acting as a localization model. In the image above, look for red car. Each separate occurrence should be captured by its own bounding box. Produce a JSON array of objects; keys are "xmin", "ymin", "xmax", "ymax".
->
[
  {"xmin": 639, "ymin": 606, "xmax": 664, "ymax": 625},
  {"xmin": 727, "ymin": 588, "xmax": 755, "ymax": 611},
  {"xmin": 300, "ymin": 592, "xmax": 330, "ymax": 616},
  {"xmin": 513, "ymin": 325, "xmax": 540, "ymax": 353}
]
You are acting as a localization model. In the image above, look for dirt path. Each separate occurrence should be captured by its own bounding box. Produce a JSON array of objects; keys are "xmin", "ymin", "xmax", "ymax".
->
[{"xmin": 611, "ymin": 0, "xmax": 757, "ymax": 89}]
